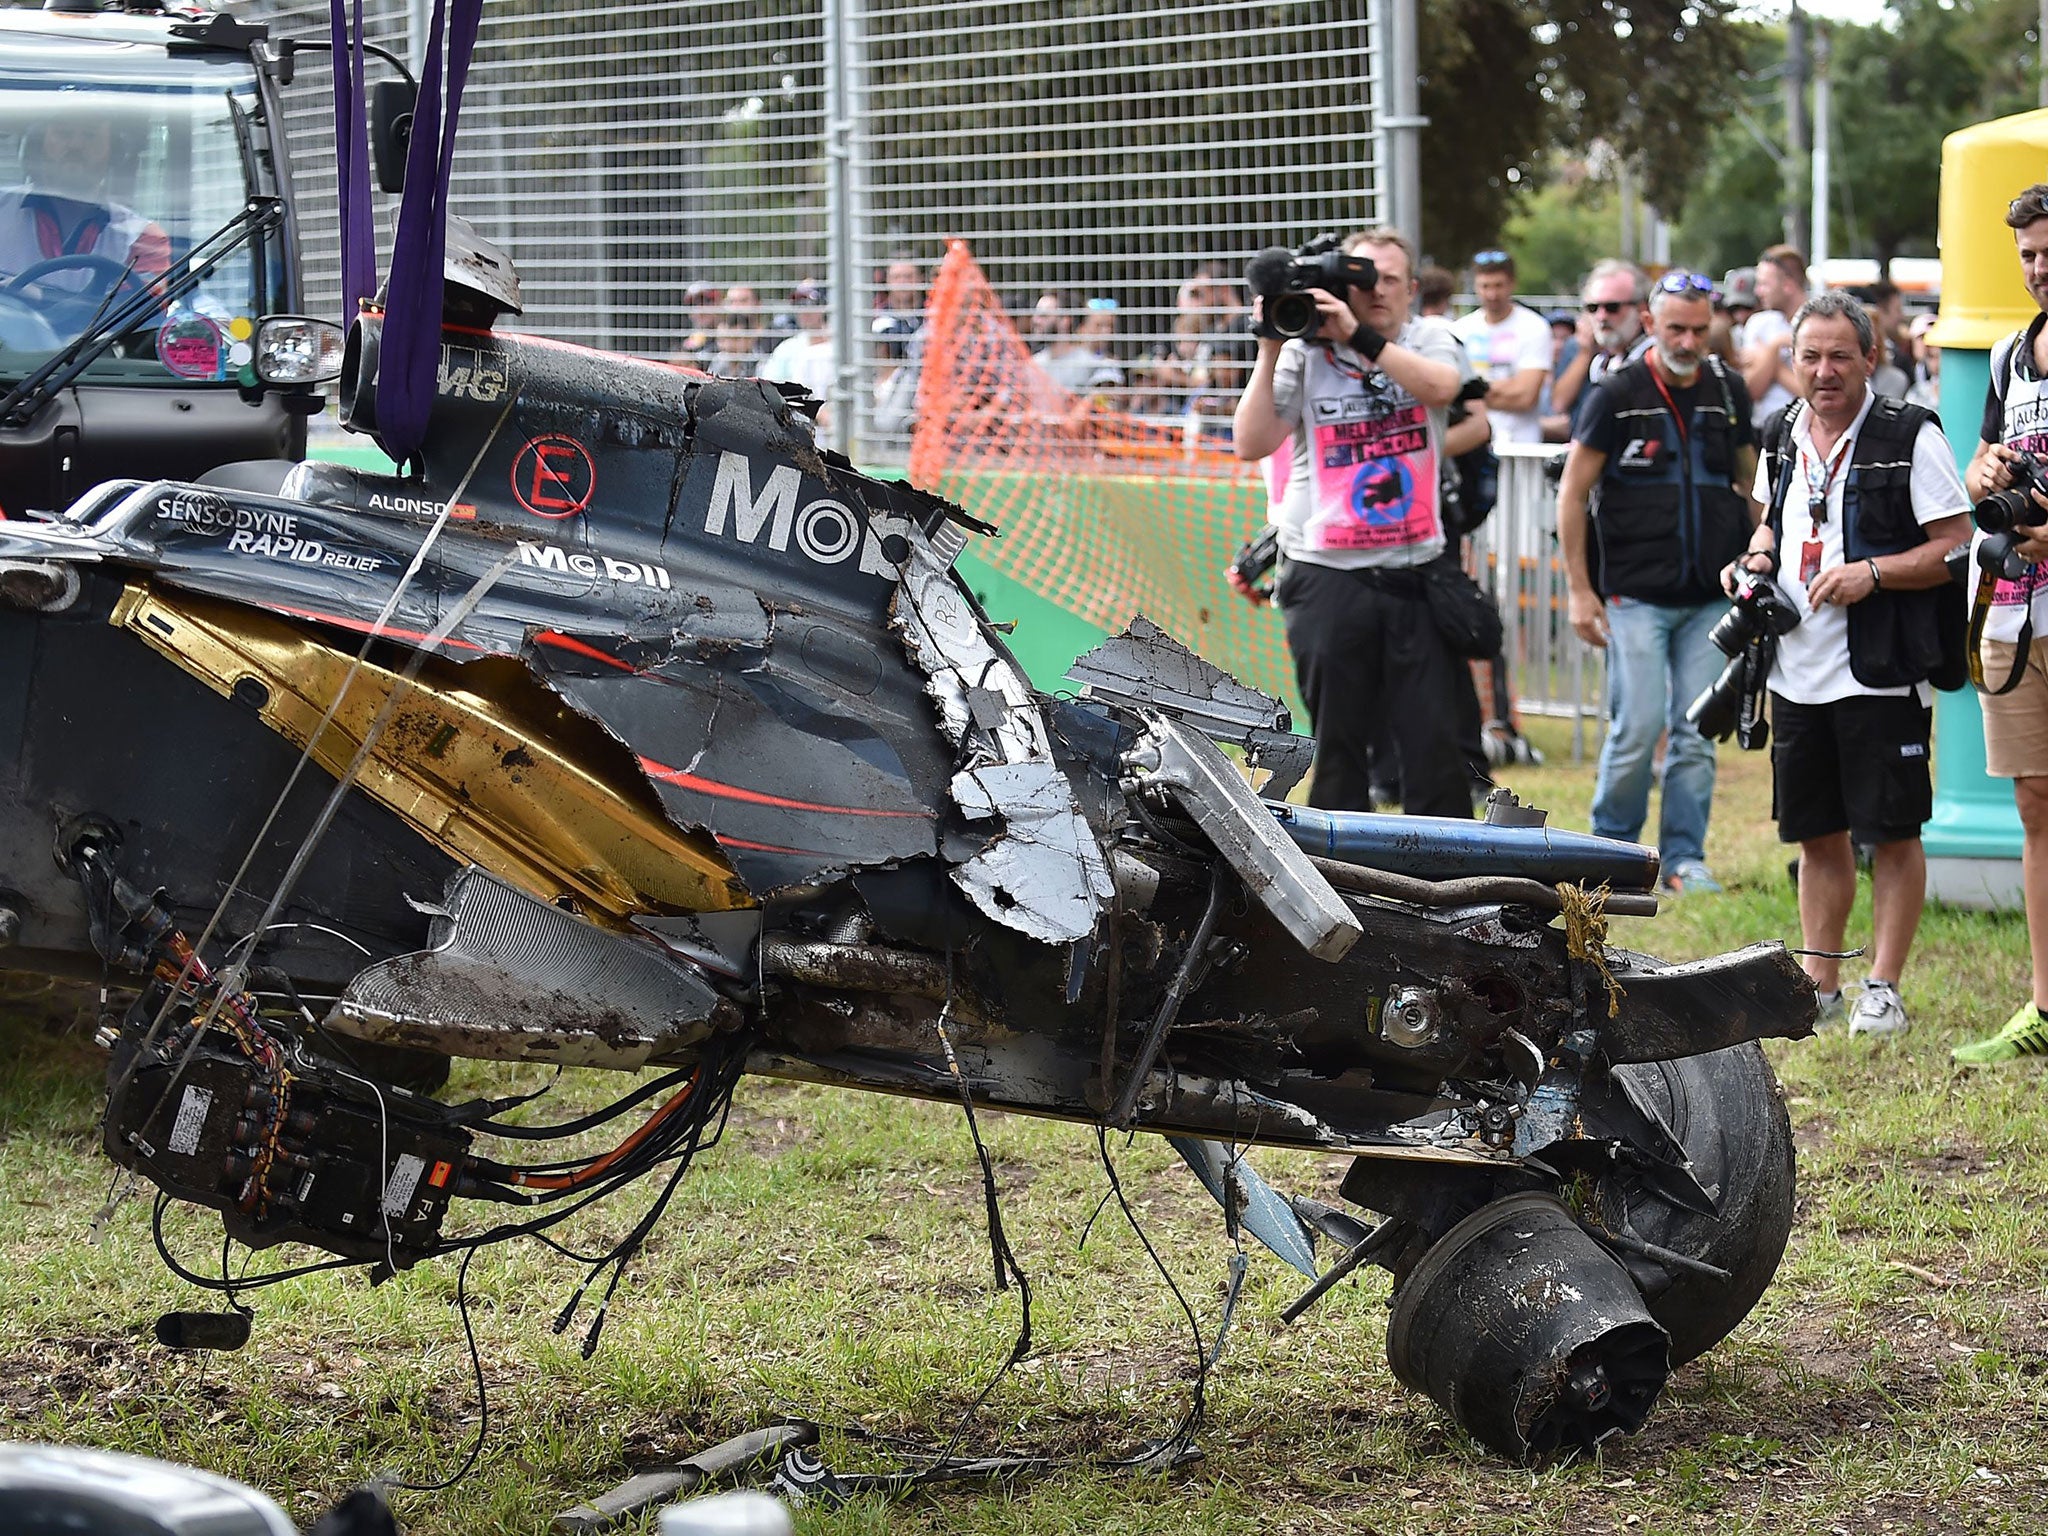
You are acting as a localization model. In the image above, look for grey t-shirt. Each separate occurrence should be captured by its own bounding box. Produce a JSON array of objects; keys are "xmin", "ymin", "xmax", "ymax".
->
[{"xmin": 1267, "ymin": 315, "xmax": 1468, "ymax": 569}]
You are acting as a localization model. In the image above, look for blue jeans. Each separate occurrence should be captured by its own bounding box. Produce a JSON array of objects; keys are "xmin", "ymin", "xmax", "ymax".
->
[{"xmin": 1590, "ymin": 597, "xmax": 1728, "ymax": 866}]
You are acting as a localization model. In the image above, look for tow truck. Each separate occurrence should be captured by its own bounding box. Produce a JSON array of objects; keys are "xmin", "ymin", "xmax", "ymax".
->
[{"xmin": 0, "ymin": 0, "xmax": 406, "ymax": 516}]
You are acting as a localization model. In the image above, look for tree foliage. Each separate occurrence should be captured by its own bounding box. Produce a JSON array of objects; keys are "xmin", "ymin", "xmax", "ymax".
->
[
  {"xmin": 1825, "ymin": 0, "xmax": 2035, "ymax": 264},
  {"xmin": 1672, "ymin": 0, "xmax": 2043, "ymax": 275},
  {"xmin": 1501, "ymin": 174, "xmax": 1622, "ymax": 295},
  {"xmin": 1418, "ymin": 0, "xmax": 1748, "ymax": 261}
]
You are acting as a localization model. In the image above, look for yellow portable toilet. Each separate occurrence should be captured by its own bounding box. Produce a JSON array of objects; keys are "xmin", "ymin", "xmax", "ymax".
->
[{"xmin": 1923, "ymin": 110, "xmax": 2048, "ymax": 908}]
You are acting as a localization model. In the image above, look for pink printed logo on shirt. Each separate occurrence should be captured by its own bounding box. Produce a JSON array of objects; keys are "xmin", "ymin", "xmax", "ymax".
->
[{"xmin": 1306, "ymin": 400, "xmax": 1439, "ymax": 551}]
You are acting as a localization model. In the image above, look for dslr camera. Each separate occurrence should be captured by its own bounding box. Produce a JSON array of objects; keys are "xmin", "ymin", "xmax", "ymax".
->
[
  {"xmin": 1973, "ymin": 449, "xmax": 2048, "ymax": 581},
  {"xmin": 1244, "ymin": 233, "xmax": 1380, "ymax": 340},
  {"xmin": 1685, "ymin": 570, "xmax": 1801, "ymax": 749},
  {"xmin": 1229, "ymin": 525, "xmax": 1280, "ymax": 599}
]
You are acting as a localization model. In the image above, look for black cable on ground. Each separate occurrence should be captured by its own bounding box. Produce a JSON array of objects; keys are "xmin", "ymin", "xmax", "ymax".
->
[{"xmin": 383, "ymin": 1245, "xmax": 489, "ymax": 1493}]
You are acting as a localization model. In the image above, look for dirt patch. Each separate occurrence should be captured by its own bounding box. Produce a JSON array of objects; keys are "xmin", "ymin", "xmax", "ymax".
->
[
  {"xmin": 1009, "ymin": 1340, "xmax": 1198, "ymax": 1398},
  {"xmin": 1791, "ymin": 1110, "xmax": 1835, "ymax": 1158},
  {"xmin": 1905, "ymin": 1140, "xmax": 1994, "ymax": 1178},
  {"xmin": 718, "ymin": 1101, "xmax": 818, "ymax": 1158}
]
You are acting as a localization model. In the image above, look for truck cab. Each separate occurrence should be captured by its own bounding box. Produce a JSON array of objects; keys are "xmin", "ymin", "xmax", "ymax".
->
[{"xmin": 0, "ymin": 1, "xmax": 305, "ymax": 517}]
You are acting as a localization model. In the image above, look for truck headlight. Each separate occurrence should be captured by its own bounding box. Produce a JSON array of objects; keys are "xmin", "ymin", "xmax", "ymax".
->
[{"xmin": 252, "ymin": 316, "xmax": 347, "ymax": 385}]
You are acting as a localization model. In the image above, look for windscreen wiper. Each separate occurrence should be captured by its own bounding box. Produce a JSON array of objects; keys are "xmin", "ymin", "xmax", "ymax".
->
[
  {"xmin": 222, "ymin": 91, "xmax": 272, "ymax": 316},
  {"xmin": 0, "ymin": 196, "xmax": 285, "ymax": 430}
]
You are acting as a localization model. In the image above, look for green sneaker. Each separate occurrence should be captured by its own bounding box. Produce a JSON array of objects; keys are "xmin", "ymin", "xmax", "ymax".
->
[{"xmin": 1952, "ymin": 1002, "xmax": 2048, "ymax": 1066}]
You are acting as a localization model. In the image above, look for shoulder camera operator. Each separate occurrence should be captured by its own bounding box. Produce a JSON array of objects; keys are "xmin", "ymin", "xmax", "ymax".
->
[
  {"xmin": 1732, "ymin": 291, "xmax": 1971, "ymax": 1038},
  {"xmin": 1555, "ymin": 269, "xmax": 1760, "ymax": 895},
  {"xmin": 1227, "ymin": 228, "xmax": 1474, "ymax": 817},
  {"xmin": 1954, "ymin": 182, "xmax": 2048, "ymax": 1063}
]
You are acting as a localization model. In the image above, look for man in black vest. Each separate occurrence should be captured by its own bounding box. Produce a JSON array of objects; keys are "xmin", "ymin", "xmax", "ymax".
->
[
  {"xmin": 1558, "ymin": 269, "xmax": 1759, "ymax": 895},
  {"xmin": 1729, "ymin": 291, "xmax": 1971, "ymax": 1038}
]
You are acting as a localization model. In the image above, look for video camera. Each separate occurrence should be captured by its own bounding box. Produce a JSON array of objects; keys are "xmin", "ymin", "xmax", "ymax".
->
[
  {"xmin": 1685, "ymin": 570, "xmax": 1801, "ymax": 750},
  {"xmin": 1245, "ymin": 233, "xmax": 1379, "ymax": 340},
  {"xmin": 1973, "ymin": 449, "xmax": 2048, "ymax": 581}
]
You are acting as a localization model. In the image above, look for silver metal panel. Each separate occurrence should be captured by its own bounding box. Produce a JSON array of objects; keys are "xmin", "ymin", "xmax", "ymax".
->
[{"xmin": 1122, "ymin": 709, "xmax": 1360, "ymax": 963}]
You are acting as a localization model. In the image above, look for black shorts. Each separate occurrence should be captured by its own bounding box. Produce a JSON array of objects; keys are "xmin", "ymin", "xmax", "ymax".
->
[{"xmin": 1769, "ymin": 692, "xmax": 1933, "ymax": 846}]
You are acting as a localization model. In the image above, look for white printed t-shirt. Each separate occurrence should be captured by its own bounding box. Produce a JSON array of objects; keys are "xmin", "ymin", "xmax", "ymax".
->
[
  {"xmin": 1750, "ymin": 392, "xmax": 1969, "ymax": 704},
  {"xmin": 1451, "ymin": 303, "xmax": 1553, "ymax": 445},
  {"xmin": 1268, "ymin": 316, "xmax": 1465, "ymax": 570}
]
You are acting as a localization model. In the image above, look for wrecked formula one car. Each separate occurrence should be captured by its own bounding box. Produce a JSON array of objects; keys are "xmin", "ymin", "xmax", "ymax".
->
[{"xmin": 0, "ymin": 239, "xmax": 1813, "ymax": 1464}]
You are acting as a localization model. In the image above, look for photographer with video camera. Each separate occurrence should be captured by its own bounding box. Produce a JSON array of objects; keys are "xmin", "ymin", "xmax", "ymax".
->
[
  {"xmin": 1953, "ymin": 182, "xmax": 2048, "ymax": 1064},
  {"xmin": 1228, "ymin": 228, "xmax": 1473, "ymax": 816},
  {"xmin": 1726, "ymin": 291, "xmax": 1970, "ymax": 1039}
]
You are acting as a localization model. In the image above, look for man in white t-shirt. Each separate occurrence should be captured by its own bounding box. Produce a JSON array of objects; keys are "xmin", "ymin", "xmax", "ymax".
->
[
  {"xmin": 1451, "ymin": 248, "xmax": 1552, "ymax": 445},
  {"xmin": 1956, "ymin": 181, "xmax": 2048, "ymax": 1063},
  {"xmin": 759, "ymin": 280, "xmax": 835, "ymax": 425},
  {"xmin": 1544, "ymin": 257, "xmax": 1650, "ymax": 439},
  {"xmin": 1739, "ymin": 245, "xmax": 1806, "ymax": 429},
  {"xmin": 1727, "ymin": 292, "xmax": 1970, "ymax": 1040}
]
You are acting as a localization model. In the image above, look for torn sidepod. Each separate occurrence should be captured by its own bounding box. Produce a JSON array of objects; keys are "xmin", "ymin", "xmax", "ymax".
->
[
  {"xmin": 1066, "ymin": 614, "xmax": 1314, "ymax": 798},
  {"xmin": 891, "ymin": 527, "xmax": 1113, "ymax": 945},
  {"xmin": 1120, "ymin": 710, "xmax": 1359, "ymax": 963}
]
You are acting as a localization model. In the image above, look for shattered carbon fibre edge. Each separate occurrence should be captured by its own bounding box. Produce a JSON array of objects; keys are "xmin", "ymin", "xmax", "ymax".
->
[{"xmin": 890, "ymin": 528, "xmax": 1114, "ymax": 944}]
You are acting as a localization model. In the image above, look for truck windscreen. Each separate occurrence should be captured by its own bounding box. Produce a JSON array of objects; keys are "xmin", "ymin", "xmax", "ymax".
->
[{"xmin": 0, "ymin": 53, "xmax": 265, "ymax": 386}]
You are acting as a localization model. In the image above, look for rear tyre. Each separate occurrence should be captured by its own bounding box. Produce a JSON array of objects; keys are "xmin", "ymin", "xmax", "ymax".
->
[{"xmin": 1608, "ymin": 1041, "xmax": 1795, "ymax": 1364}]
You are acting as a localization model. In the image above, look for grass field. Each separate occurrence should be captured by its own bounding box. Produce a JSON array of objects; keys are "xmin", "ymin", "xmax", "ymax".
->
[{"xmin": 2, "ymin": 717, "xmax": 2045, "ymax": 1534}]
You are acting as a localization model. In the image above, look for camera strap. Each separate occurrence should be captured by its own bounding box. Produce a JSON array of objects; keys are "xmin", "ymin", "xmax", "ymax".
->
[
  {"xmin": 1968, "ymin": 318, "xmax": 2048, "ymax": 694},
  {"xmin": 1763, "ymin": 401, "xmax": 1804, "ymax": 550},
  {"xmin": 1967, "ymin": 562, "xmax": 2033, "ymax": 695}
]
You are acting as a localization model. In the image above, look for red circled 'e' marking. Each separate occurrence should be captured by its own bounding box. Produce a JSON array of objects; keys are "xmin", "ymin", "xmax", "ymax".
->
[{"xmin": 512, "ymin": 435, "xmax": 595, "ymax": 518}]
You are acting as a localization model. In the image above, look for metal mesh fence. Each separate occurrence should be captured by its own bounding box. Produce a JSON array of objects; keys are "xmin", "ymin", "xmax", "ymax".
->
[{"xmin": 243, "ymin": 0, "xmax": 1382, "ymax": 461}]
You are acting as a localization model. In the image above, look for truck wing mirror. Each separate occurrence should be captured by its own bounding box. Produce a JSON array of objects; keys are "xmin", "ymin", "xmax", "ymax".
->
[{"xmin": 371, "ymin": 78, "xmax": 414, "ymax": 193}]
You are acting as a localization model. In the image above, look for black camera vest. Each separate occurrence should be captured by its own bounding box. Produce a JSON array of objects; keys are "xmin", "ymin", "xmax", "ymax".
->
[
  {"xmin": 1589, "ymin": 355, "xmax": 1751, "ymax": 604},
  {"xmin": 1760, "ymin": 395, "xmax": 1964, "ymax": 691}
]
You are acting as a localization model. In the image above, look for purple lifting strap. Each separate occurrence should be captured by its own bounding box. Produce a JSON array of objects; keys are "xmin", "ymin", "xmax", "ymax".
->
[
  {"xmin": 328, "ymin": 0, "xmax": 374, "ymax": 326},
  {"xmin": 376, "ymin": 0, "xmax": 483, "ymax": 464}
]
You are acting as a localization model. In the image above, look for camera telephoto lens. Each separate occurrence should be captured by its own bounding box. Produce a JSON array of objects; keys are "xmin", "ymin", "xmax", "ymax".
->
[
  {"xmin": 1973, "ymin": 486, "xmax": 2040, "ymax": 536},
  {"xmin": 1686, "ymin": 654, "xmax": 1749, "ymax": 741}
]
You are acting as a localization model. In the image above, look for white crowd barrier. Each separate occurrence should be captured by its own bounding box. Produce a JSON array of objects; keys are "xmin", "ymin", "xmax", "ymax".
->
[{"xmin": 1467, "ymin": 443, "xmax": 1607, "ymax": 762}]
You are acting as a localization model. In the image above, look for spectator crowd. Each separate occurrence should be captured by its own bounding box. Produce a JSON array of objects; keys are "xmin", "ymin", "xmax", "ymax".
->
[
  {"xmin": 1213, "ymin": 212, "xmax": 2048, "ymax": 1065},
  {"xmin": 662, "ymin": 254, "xmax": 1261, "ymax": 449}
]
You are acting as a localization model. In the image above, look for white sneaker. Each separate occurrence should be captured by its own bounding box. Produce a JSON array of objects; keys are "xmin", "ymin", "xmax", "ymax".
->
[
  {"xmin": 1848, "ymin": 981, "xmax": 1910, "ymax": 1038},
  {"xmin": 1815, "ymin": 989, "xmax": 1846, "ymax": 1028}
]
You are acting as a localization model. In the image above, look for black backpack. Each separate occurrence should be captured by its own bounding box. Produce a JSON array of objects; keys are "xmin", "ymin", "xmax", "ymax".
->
[{"xmin": 1441, "ymin": 382, "xmax": 1500, "ymax": 539}]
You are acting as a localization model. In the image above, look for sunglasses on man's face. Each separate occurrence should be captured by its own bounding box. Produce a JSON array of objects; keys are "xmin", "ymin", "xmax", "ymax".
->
[{"xmin": 1584, "ymin": 300, "xmax": 1631, "ymax": 315}]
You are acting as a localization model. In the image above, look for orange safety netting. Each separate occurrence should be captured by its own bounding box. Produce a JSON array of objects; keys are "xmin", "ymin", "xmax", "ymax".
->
[{"xmin": 908, "ymin": 239, "xmax": 1302, "ymax": 713}]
